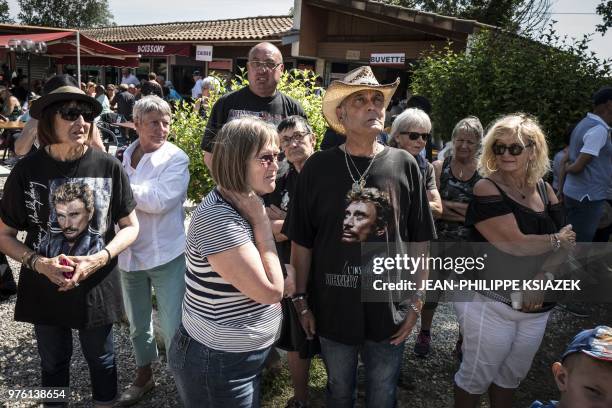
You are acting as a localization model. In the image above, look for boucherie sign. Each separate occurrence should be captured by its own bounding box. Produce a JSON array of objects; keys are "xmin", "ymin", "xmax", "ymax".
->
[
  {"xmin": 138, "ymin": 44, "xmax": 166, "ymax": 54},
  {"xmin": 117, "ymin": 43, "xmax": 191, "ymax": 57},
  {"xmin": 370, "ymin": 53, "xmax": 405, "ymax": 66}
]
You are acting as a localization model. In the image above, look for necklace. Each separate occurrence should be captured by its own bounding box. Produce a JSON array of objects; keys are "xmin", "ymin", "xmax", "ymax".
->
[
  {"xmin": 47, "ymin": 144, "xmax": 86, "ymax": 180},
  {"xmin": 343, "ymin": 144, "xmax": 379, "ymax": 193},
  {"xmin": 451, "ymin": 158, "xmax": 475, "ymax": 180}
]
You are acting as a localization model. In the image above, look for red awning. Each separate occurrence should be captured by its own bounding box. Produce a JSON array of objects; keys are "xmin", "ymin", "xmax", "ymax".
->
[{"xmin": 0, "ymin": 31, "xmax": 139, "ymax": 67}]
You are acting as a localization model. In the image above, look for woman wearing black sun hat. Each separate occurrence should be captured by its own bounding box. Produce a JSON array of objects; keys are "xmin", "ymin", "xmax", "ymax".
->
[{"xmin": 0, "ymin": 84, "xmax": 139, "ymax": 407}]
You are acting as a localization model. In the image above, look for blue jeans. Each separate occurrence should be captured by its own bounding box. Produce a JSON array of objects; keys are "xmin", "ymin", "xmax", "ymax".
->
[
  {"xmin": 120, "ymin": 254, "xmax": 186, "ymax": 366},
  {"xmin": 34, "ymin": 323, "xmax": 116, "ymax": 405},
  {"xmin": 319, "ymin": 336, "xmax": 405, "ymax": 408},
  {"xmin": 565, "ymin": 196, "xmax": 605, "ymax": 242},
  {"xmin": 168, "ymin": 324, "xmax": 271, "ymax": 408}
]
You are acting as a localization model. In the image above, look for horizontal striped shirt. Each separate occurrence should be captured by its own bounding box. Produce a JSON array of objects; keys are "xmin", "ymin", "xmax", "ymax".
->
[{"xmin": 182, "ymin": 188, "xmax": 282, "ymax": 352}]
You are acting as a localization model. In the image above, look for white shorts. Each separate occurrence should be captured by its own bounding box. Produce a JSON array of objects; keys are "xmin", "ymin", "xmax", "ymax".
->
[{"xmin": 453, "ymin": 293, "xmax": 550, "ymax": 394}]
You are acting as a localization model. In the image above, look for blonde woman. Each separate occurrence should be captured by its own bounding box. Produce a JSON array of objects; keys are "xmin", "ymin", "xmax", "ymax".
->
[{"xmin": 454, "ymin": 114, "xmax": 575, "ymax": 408}]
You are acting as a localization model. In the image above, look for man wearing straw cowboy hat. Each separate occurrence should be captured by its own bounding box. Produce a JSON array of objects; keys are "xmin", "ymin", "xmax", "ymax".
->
[{"xmin": 285, "ymin": 66, "xmax": 436, "ymax": 407}]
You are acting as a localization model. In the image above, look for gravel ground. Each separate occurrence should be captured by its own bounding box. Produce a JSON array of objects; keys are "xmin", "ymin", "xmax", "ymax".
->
[{"xmin": 2, "ymin": 264, "xmax": 611, "ymax": 408}]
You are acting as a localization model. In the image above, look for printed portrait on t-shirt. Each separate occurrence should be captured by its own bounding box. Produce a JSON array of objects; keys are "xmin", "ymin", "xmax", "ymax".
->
[
  {"xmin": 341, "ymin": 188, "xmax": 393, "ymax": 243},
  {"xmin": 333, "ymin": 187, "xmax": 396, "ymax": 288},
  {"xmin": 40, "ymin": 178, "xmax": 111, "ymax": 258}
]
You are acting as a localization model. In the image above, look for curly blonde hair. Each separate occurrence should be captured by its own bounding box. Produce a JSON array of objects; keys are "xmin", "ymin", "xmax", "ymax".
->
[{"xmin": 478, "ymin": 113, "xmax": 550, "ymax": 185}]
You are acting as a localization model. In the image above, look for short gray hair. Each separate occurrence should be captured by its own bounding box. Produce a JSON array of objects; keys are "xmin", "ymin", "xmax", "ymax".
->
[
  {"xmin": 451, "ymin": 116, "xmax": 483, "ymax": 141},
  {"xmin": 390, "ymin": 108, "xmax": 432, "ymax": 139},
  {"xmin": 201, "ymin": 76, "xmax": 221, "ymax": 92},
  {"xmin": 133, "ymin": 95, "xmax": 171, "ymax": 123}
]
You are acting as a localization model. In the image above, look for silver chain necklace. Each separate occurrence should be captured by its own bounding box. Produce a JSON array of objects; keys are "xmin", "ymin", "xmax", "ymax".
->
[{"xmin": 343, "ymin": 144, "xmax": 379, "ymax": 193}]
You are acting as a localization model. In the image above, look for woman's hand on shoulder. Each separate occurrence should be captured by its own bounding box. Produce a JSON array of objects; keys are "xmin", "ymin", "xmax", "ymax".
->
[{"xmin": 220, "ymin": 188, "xmax": 268, "ymax": 226}]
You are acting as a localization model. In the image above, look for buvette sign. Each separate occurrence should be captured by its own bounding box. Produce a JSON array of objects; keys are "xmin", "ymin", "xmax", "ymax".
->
[{"xmin": 370, "ymin": 53, "xmax": 405, "ymax": 66}]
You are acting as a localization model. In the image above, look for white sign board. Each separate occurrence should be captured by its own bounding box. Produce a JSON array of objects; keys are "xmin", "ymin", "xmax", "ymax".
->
[
  {"xmin": 346, "ymin": 50, "xmax": 361, "ymax": 60},
  {"xmin": 370, "ymin": 53, "xmax": 405, "ymax": 66},
  {"xmin": 196, "ymin": 45, "xmax": 213, "ymax": 61}
]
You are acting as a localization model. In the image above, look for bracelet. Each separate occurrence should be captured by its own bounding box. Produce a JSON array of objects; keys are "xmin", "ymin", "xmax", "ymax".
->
[
  {"xmin": 102, "ymin": 248, "xmax": 112, "ymax": 265},
  {"xmin": 31, "ymin": 255, "xmax": 42, "ymax": 273},
  {"xmin": 549, "ymin": 233, "xmax": 561, "ymax": 252},
  {"xmin": 409, "ymin": 302, "xmax": 421, "ymax": 317},
  {"xmin": 20, "ymin": 250, "xmax": 33, "ymax": 265},
  {"xmin": 24, "ymin": 252, "xmax": 37, "ymax": 270},
  {"xmin": 299, "ymin": 308, "xmax": 311, "ymax": 316},
  {"xmin": 28, "ymin": 253, "xmax": 40, "ymax": 272}
]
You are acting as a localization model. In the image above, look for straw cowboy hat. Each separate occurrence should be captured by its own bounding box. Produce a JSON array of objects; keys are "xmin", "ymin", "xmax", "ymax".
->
[
  {"xmin": 29, "ymin": 85, "xmax": 102, "ymax": 120},
  {"xmin": 322, "ymin": 66, "xmax": 399, "ymax": 135}
]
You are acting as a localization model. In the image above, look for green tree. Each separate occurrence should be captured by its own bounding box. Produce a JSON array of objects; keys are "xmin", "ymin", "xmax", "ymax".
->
[
  {"xmin": 410, "ymin": 26, "xmax": 612, "ymax": 150},
  {"xmin": 18, "ymin": 0, "xmax": 113, "ymax": 28},
  {"xmin": 382, "ymin": 0, "xmax": 550, "ymax": 32},
  {"xmin": 171, "ymin": 69, "xmax": 325, "ymax": 202},
  {"xmin": 0, "ymin": 0, "xmax": 13, "ymax": 23},
  {"xmin": 596, "ymin": 0, "xmax": 612, "ymax": 34}
]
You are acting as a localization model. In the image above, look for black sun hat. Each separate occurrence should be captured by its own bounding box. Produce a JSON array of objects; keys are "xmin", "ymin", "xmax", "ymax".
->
[{"xmin": 29, "ymin": 85, "xmax": 102, "ymax": 120}]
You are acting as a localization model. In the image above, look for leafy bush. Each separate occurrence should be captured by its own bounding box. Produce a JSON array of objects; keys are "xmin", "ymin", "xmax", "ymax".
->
[
  {"xmin": 171, "ymin": 69, "xmax": 325, "ymax": 202},
  {"xmin": 410, "ymin": 26, "xmax": 612, "ymax": 150}
]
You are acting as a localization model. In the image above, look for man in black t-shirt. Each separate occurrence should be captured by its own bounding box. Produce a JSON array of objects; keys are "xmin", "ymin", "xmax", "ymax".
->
[
  {"xmin": 285, "ymin": 66, "xmax": 435, "ymax": 407},
  {"xmin": 200, "ymin": 42, "xmax": 305, "ymax": 168}
]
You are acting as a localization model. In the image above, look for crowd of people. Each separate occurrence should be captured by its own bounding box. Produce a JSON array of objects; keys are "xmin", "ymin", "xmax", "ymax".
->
[{"xmin": 0, "ymin": 40, "xmax": 611, "ymax": 408}]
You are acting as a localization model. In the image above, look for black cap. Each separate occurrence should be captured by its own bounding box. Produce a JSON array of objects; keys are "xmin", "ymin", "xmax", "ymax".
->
[{"xmin": 593, "ymin": 86, "xmax": 612, "ymax": 106}]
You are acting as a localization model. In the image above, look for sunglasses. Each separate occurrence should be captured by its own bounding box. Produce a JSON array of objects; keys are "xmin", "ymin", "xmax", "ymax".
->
[
  {"xmin": 399, "ymin": 131, "xmax": 430, "ymax": 141},
  {"xmin": 492, "ymin": 142, "xmax": 533, "ymax": 156},
  {"xmin": 56, "ymin": 102, "xmax": 96, "ymax": 122},
  {"xmin": 254, "ymin": 153, "xmax": 279, "ymax": 167}
]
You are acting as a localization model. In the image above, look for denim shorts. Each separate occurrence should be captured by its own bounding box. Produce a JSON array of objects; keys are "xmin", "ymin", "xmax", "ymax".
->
[{"xmin": 168, "ymin": 324, "xmax": 271, "ymax": 408}]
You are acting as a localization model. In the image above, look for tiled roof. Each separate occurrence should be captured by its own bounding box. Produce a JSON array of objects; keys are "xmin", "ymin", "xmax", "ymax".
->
[{"xmin": 82, "ymin": 16, "xmax": 293, "ymax": 43}]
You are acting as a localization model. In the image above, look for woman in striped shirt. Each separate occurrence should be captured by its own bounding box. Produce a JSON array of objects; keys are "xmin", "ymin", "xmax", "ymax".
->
[{"xmin": 169, "ymin": 116, "xmax": 284, "ymax": 407}]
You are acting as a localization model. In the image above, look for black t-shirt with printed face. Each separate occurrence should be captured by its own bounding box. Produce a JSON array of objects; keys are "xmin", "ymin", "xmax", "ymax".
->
[
  {"xmin": 0, "ymin": 147, "xmax": 135, "ymax": 329},
  {"xmin": 200, "ymin": 86, "xmax": 306, "ymax": 152},
  {"xmin": 285, "ymin": 146, "xmax": 436, "ymax": 345}
]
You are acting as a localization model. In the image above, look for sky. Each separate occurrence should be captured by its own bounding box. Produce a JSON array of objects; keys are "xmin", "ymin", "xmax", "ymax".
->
[{"xmin": 5, "ymin": 0, "xmax": 611, "ymax": 60}]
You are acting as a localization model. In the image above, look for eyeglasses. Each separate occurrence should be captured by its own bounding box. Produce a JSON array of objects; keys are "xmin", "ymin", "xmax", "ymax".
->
[
  {"xmin": 492, "ymin": 142, "xmax": 533, "ymax": 156},
  {"xmin": 247, "ymin": 60, "xmax": 283, "ymax": 71},
  {"xmin": 56, "ymin": 102, "xmax": 96, "ymax": 122},
  {"xmin": 399, "ymin": 131, "xmax": 430, "ymax": 141},
  {"xmin": 280, "ymin": 131, "xmax": 311, "ymax": 146},
  {"xmin": 254, "ymin": 153, "xmax": 279, "ymax": 167}
]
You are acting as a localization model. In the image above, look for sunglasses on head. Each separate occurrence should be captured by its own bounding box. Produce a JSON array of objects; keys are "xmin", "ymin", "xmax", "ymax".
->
[
  {"xmin": 56, "ymin": 102, "xmax": 96, "ymax": 122},
  {"xmin": 492, "ymin": 142, "xmax": 533, "ymax": 156},
  {"xmin": 400, "ymin": 131, "xmax": 430, "ymax": 141},
  {"xmin": 255, "ymin": 153, "xmax": 279, "ymax": 167}
]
